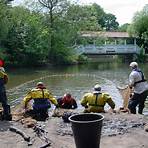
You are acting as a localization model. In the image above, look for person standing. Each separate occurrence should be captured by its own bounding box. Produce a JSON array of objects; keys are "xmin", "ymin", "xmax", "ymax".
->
[
  {"xmin": 128, "ymin": 62, "xmax": 148, "ymax": 114},
  {"xmin": 80, "ymin": 84, "xmax": 115, "ymax": 113},
  {"xmin": 0, "ymin": 59, "xmax": 12, "ymax": 120}
]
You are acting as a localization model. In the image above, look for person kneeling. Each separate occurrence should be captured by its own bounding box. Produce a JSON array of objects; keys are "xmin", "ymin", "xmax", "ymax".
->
[
  {"xmin": 80, "ymin": 84, "xmax": 115, "ymax": 113},
  {"xmin": 57, "ymin": 93, "xmax": 77, "ymax": 109},
  {"xmin": 23, "ymin": 82, "xmax": 58, "ymax": 120}
]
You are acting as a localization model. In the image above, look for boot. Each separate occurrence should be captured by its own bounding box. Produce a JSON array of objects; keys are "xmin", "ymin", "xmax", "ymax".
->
[
  {"xmin": 2, "ymin": 105, "xmax": 12, "ymax": 121},
  {"xmin": 1, "ymin": 114, "xmax": 12, "ymax": 121}
]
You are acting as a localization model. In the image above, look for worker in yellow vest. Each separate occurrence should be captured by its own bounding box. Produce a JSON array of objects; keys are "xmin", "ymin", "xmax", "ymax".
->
[
  {"xmin": 81, "ymin": 84, "xmax": 115, "ymax": 113},
  {"xmin": 23, "ymin": 82, "xmax": 58, "ymax": 120}
]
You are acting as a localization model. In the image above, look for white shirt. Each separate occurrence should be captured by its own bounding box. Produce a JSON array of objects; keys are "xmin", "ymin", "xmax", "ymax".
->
[{"xmin": 129, "ymin": 69, "xmax": 148, "ymax": 94}]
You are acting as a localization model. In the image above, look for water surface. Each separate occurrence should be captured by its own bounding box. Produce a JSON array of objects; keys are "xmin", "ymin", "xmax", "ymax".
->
[{"xmin": 6, "ymin": 62, "xmax": 148, "ymax": 113}]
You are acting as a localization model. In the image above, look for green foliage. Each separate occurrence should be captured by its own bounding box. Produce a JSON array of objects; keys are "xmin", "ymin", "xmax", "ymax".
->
[
  {"xmin": 0, "ymin": 0, "xmax": 11, "ymax": 43},
  {"xmin": 102, "ymin": 13, "xmax": 119, "ymax": 31},
  {"xmin": 3, "ymin": 6, "xmax": 50, "ymax": 66},
  {"xmin": 0, "ymin": 0, "xmax": 120, "ymax": 66},
  {"xmin": 48, "ymin": 19, "xmax": 78, "ymax": 65},
  {"xmin": 77, "ymin": 54, "xmax": 88, "ymax": 64},
  {"xmin": 66, "ymin": 4, "xmax": 101, "ymax": 31},
  {"xmin": 118, "ymin": 23, "xmax": 130, "ymax": 32},
  {"xmin": 136, "ymin": 48, "xmax": 147, "ymax": 62},
  {"xmin": 128, "ymin": 4, "xmax": 148, "ymax": 53}
]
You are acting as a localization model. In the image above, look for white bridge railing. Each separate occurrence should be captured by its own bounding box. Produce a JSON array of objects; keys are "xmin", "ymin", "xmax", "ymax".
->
[{"xmin": 76, "ymin": 44, "xmax": 141, "ymax": 55}]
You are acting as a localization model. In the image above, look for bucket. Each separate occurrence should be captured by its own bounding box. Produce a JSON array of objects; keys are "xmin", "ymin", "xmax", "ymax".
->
[{"xmin": 69, "ymin": 113, "xmax": 104, "ymax": 148}]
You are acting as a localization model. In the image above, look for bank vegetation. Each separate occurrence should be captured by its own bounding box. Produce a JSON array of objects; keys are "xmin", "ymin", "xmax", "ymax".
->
[{"xmin": 0, "ymin": 0, "xmax": 148, "ymax": 66}]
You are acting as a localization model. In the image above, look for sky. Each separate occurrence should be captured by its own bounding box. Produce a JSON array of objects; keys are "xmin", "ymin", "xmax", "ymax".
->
[
  {"xmin": 13, "ymin": 0, "xmax": 148, "ymax": 25},
  {"xmin": 77, "ymin": 0, "xmax": 148, "ymax": 25}
]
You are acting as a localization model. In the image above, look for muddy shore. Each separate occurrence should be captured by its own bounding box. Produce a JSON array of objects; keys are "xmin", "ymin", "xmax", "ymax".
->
[{"xmin": 0, "ymin": 111, "xmax": 148, "ymax": 148}]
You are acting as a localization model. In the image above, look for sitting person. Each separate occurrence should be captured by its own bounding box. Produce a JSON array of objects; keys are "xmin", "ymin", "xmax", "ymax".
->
[
  {"xmin": 23, "ymin": 82, "xmax": 58, "ymax": 120},
  {"xmin": 57, "ymin": 93, "xmax": 77, "ymax": 109},
  {"xmin": 80, "ymin": 84, "xmax": 115, "ymax": 113}
]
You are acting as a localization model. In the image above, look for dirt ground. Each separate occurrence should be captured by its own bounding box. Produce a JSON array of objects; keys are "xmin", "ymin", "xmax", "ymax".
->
[{"xmin": 0, "ymin": 112, "xmax": 148, "ymax": 148}]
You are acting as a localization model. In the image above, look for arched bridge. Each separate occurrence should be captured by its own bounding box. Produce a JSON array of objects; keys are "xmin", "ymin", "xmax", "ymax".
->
[{"xmin": 76, "ymin": 44, "xmax": 141, "ymax": 55}]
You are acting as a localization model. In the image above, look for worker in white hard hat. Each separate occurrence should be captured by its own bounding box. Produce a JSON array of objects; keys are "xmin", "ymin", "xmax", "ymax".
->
[
  {"xmin": 128, "ymin": 62, "xmax": 148, "ymax": 114},
  {"xmin": 80, "ymin": 84, "xmax": 115, "ymax": 113}
]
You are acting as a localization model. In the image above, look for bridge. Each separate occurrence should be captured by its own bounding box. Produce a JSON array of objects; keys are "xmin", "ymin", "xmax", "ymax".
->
[
  {"xmin": 76, "ymin": 44, "xmax": 141, "ymax": 55},
  {"xmin": 75, "ymin": 31, "xmax": 142, "ymax": 56}
]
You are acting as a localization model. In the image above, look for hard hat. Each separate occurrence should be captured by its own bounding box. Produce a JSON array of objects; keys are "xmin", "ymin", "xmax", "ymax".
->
[
  {"xmin": 93, "ymin": 84, "xmax": 101, "ymax": 93},
  {"xmin": 36, "ymin": 81, "xmax": 44, "ymax": 86},
  {"xmin": 129, "ymin": 62, "xmax": 138, "ymax": 68}
]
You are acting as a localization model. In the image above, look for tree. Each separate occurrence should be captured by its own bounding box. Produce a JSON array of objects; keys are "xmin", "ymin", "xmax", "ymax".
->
[
  {"xmin": 118, "ymin": 23, "xmax": 130, "ymax": 32},
  {"xmin": 0, "ymin": 0, "xmax": 12, "ymax": 44},
  {"xmin": 66, "ymin": 4, "xmax": 102, "ymax": 31},
  {"xmin": 128, "ymin": 4, "xmax": 148, "ymax": 53},
  {"xmin": 38, "ymin": 0, "xmax": 69, "ymax": 63},
  {"xmin": 3, "ymin": 6, "xmax": 50, "ymax": 65},
  {"xmin": 102, "ymin": 13, "xmax": 119, "ymax": 31}
]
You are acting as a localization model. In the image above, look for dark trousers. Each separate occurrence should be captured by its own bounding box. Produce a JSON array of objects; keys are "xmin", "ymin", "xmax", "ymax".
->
[
  {"xmin": 26, "ymin": 107, "xmax": 49, "ymax": 121},
  {"xmin": 0, "ymin": 90, "xmax": 10, "ymax": 116},
  {"xmin": 128, "ymin": 90, "xmax": 148, "ymax": 114}
]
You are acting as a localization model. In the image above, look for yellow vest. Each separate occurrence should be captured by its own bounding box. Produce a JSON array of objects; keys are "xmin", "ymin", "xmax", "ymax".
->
[
  {"xmin": 81, "ymin": 92, "xmax": 115, "ymax": 112},
  {"xmin": 23, "ymin": 88, "xmax": 58, "ymax": 108}
]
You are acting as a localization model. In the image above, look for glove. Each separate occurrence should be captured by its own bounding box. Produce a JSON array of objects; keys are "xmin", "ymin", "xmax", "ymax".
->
[{"xmin": 85, "ymin": 105, "xmax": 88, "ymax": 108}]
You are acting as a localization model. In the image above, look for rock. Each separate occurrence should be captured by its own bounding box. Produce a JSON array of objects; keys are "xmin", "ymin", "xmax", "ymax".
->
[
  {"xmin": 144, "ymin": 124, "xmax": 148, "ymax": 132},
  {"xmin": 21, "ymin": 117, "xmax": 37, "ymax": 128}
]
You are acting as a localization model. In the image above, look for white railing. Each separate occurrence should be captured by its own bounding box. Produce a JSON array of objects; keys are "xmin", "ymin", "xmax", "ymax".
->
[{"xmin": 76, "ymin": 44, "xmax": 141, "ymax": 55}]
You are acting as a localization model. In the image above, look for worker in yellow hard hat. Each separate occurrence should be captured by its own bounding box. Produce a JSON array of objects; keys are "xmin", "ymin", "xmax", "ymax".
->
[{"xmin": 80, "ymin": 84, "xmax": 115, "ymax": 113}]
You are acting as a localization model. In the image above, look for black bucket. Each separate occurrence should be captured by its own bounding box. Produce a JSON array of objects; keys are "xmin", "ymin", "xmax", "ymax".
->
[{"xmin": 69, "ymin": 113, "xmax": 104, "ymax": 148}]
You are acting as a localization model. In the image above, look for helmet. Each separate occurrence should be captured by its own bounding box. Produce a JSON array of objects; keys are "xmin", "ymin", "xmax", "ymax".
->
[
  {"xmin": 94, "ymin": 84, "xmax": 101, "ymax": 90},
  {"xmin": 36, "ymin": 81, "xmax": 44, "ymax": 86},
  {"xmin": 129, "ymin": 62, "xmax": 138, "ymax": 68},
  {"xmin": 93, "ymin": 84, "xmax": 101, "ymax": 93}
]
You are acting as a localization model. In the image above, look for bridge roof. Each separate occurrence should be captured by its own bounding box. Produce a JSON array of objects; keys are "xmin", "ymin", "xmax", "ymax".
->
[{"xmin": 80, "ymin": 31, "xmax": 132, "ymax": 38}]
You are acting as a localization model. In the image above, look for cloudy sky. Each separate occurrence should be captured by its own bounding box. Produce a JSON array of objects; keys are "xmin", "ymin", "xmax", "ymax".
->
[
  {"xmin": 78, "ymin": 0, "xmax": 148, "ymax": 25},
  {"xmin": 13, "ymin": 0, "xmax": 148, "ymax": 25}
]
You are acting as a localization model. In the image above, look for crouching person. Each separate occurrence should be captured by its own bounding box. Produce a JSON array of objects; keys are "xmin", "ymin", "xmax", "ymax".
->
[
  {"xmin": 80, "ymin": 84, "xmax": 115, "ymax": 113},
  {"xmin": 23, "ymin": 82, "xmax": 58, "ymax": 120},
  {"xmin": 57, "ymin": 93, "xmax": 77, "ymax": 109}
]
